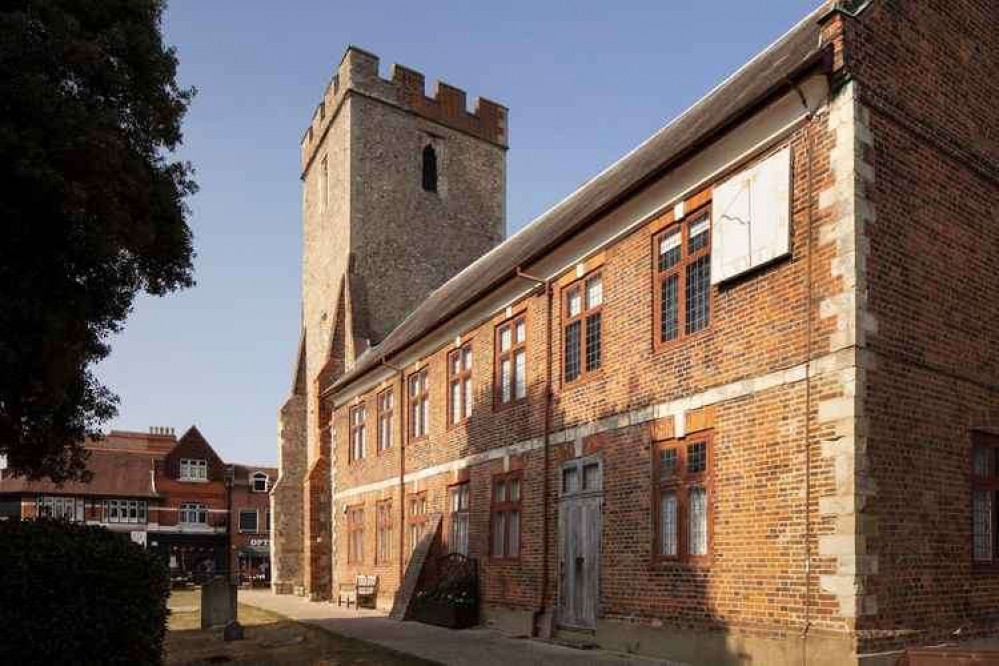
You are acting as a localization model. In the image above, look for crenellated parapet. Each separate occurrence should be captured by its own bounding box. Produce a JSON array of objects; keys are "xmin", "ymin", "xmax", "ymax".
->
[{"xmin": 301, "ymin": 46, "xmax": 508, "ymax": 172}]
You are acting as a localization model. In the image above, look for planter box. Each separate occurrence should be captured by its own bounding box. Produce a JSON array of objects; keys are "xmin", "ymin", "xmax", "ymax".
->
[{"xmin": 412, "ymin": 599, "xmax": 478, "ymax": 629}]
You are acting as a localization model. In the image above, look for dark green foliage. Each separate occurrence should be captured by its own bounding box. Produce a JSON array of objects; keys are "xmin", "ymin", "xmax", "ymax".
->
[
  {"xmin": 0, "ymin": 520, "xmax": 171, "ymax": 665},
  {"xmin": 0, "ymin": 0, "xmax": 196, "ymax": 482}
]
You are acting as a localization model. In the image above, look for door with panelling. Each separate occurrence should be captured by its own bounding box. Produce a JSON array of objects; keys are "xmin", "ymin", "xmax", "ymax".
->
[{"xmin": 557, "ymin": 457, "xmax": 603, "ymax": 629}]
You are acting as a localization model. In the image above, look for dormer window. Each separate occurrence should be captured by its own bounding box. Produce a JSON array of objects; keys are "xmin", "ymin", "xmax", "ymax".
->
[
  {"xmin": 422, "ymin": 144, "xmax": 438, "ymax": 192},
  {"xmin": 251, "ymin": 472, "xmax": 269, "ymax": 493},
  {"xmin": 179, "ymin": 458, "xmax": 207, "ymax": 481}
]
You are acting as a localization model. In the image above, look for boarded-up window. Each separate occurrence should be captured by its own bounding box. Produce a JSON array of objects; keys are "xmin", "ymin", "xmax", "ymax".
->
[{"xmin": 711, "ymin": 146, "xmax": 791, "ymax": 284}]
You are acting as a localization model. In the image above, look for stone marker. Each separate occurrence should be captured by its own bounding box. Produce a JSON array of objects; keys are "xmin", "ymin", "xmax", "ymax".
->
[{"xmin": 201, "ymin": 578, "xmax": 237, "ymax": 630}]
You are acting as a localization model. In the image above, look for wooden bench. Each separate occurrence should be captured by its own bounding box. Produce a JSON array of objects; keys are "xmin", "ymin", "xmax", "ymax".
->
[
  {"xmin": 336, "ymin": 575, "xmax": 379, "ymax": 609},
  {"xmin": 336, "ymin": 582, "xmax": 357, "ymax": 608}
]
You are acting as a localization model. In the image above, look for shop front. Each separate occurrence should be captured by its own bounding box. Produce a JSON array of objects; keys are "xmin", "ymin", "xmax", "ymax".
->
[
  {"xmin": 236, "ymin": 537, "xmax": 270, "ymax": 586},
  {"xmin": 149, "ymin": 532, "xmax": 226, "ymax": 584}
]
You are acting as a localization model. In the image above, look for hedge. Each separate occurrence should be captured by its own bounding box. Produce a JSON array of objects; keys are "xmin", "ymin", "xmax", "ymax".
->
[{"xmin": 0, "ymin": 519, "xmax": 170, "ymax": 665}]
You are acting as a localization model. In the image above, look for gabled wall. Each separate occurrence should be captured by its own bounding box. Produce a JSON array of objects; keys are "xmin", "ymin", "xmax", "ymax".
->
[{"xmin": 162, "ymin": 427, "xmax": 226, "ymax": 482}]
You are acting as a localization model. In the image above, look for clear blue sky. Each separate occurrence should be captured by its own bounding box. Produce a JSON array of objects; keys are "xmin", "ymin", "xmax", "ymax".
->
[{"xmin": 94, "ymin": 0, "xmax": 820, "ymax": 465}]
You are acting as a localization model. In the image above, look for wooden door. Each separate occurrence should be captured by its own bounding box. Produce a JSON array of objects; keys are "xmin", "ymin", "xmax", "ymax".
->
[{"xmin": 558, "ymin": 457, "xmax": 603, "ymax": 629}]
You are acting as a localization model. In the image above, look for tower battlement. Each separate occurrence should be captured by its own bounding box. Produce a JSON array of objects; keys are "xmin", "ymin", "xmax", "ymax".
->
[{"xmin": 301, "ymin": 46, "xmax": 508, "ymax": 172}]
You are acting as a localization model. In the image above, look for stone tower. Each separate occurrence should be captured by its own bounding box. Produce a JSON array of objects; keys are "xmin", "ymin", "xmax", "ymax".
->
[{"xmin": 272, "ymin": 46, "xmax": 507, "ymax": 598}]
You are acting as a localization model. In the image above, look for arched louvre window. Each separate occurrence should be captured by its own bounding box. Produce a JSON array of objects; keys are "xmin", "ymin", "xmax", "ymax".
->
[{"xmin": 422, "ymin": 144, "xmax": 438, "ymax": 192}]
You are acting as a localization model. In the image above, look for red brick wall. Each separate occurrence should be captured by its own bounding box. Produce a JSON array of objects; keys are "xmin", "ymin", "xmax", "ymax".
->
[
  {"xmin": 162, "ymin": 430, "xmax": 226, "ymax": 482},
  {"xmin": 230, "ymin": 471, "xmax": 274, "ymax": 572},
  {"xmin": 326, "ymin": 108, "xmax": 851, "ymax": 645},
  {"xmin": 154, "ymin": 473, "xmax": 226, "ymax": 528},
  {"xmin": 839, "ymin": 0, "xmax": 999, "ymax": 654}
]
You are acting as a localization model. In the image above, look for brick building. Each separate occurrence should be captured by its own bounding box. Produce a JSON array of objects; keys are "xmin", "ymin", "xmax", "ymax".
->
[
  {"xmin": 0, "ymin": 427, "xmax": 276, "ymax": 583},
  {"xmin": 231, "ymin": 463, "xmax": 277, "ymax": 583},
  {"xmin": 272, "ymin": 1, "xmax": 999, "ymax": 664}
]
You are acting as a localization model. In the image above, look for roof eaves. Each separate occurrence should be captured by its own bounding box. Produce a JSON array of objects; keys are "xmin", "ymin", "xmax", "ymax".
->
[{"xmin": 325, "ymin": 2, "xmax": 833, "ymax": 399}]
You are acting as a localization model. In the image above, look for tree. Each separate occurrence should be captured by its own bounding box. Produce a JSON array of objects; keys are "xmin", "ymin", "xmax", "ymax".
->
[{"xmin": 0, "ymin": 0, "xmax": 196, "ymax": 482}]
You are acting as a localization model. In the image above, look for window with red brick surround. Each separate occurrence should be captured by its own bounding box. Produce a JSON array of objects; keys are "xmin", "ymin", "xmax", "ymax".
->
[
  {"xmin": 654, "ymin": 433, "xmax": 712, "ymax": 563},
  {"xmin": 377, "ymin": 388, "xmax": 393, "ymax": 453},
  {"xmin": 654, "ymin": 207, "xmax": 712, "ymax": 347},
  {"xmin": 563, "ymin": 272, "xmax": 603, "ymax": 383},
  {"xmin": 349, "ymin": 404, "xmax": 366, "ymax": 463},
  {"xmin": 491, "ymin": 471, "xmax": 522, "ymax": 559},
  {"xmin": 407, "ymin": 368, "xmax": 429, "ymax": 440},
  {"xmin": 973, "ymin": 432, "xmax": 999, "ymax": 565},
  {"xmin": 347, "ymin": 505, "xmax": 365, "ymax": 565},
  {"xmin": 407, "ymin": 491, "xmax": 427, "ymax": 553},
  {"xmin": 375, "ymin": 499, "xmax": 393, "ymax": 564},
  {"xmin": 448, "ymin": 343, "xmax": 473, "ymax": 426},
  {"xmin": 495, "ymin": 315, "xmax": 527, "ymax": 406}
]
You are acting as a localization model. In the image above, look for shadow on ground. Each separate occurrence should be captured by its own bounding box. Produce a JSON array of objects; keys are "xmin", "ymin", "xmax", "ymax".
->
[{"xmin": 166, "ymin": 590, "xmax": 437, "ymax": 666}]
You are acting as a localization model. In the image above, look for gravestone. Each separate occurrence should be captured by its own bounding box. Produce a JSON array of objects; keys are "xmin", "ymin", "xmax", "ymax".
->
[{"xmin": 201, "ymin": 578, "xmax": 237, "ymax": 630}]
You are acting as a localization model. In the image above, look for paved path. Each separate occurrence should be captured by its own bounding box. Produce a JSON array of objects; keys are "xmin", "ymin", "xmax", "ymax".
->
[{"xmin": 239, "ymin": 590, "xmax": 666, "ymax": 666}]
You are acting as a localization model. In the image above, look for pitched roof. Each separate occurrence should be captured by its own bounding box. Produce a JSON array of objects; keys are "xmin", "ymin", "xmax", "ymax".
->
[
  {"xmin": 0, "ymin": 448, "xmax": 159, "ymax": 498},
  {"xmin": 328, "ymin": 2, "xmax": 833, "ymax": 396},
  {"xmin": 230, "ymin": 464, "xmax": 279, "ymax": 485},
  {"xmin": 95, "ymin": 429, "xmax": 177, "ymax": 455}
]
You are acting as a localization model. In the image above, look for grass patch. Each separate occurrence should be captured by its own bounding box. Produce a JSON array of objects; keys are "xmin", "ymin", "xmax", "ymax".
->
[{"xmin": 166, "ymin": 589, "xmax": 436, "ymax": 666}]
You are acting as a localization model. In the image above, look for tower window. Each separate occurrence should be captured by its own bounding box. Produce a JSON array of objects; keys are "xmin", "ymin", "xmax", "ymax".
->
[{"xmin": 422, "ymin": 144, "xmax": 438, "ymax": 193}]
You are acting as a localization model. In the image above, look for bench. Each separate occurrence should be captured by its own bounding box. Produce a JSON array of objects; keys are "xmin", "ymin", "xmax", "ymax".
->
[
  {"xmin": 336, "ymin": 582, "xmax": 356, "ymax": 608},
  {"xmin": 336, "ymin": 574, "xmax": 379, "ymax": 609}
]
